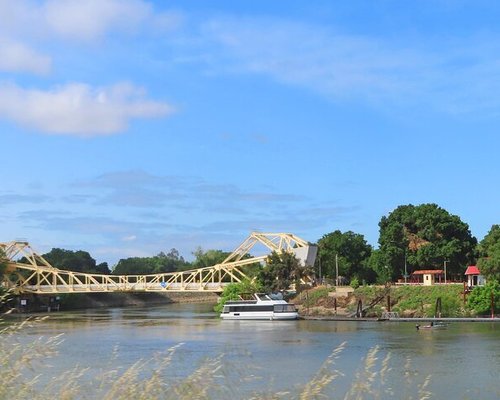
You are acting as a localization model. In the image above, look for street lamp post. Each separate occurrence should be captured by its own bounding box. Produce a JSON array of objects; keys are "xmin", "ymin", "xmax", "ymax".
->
[{"xmin": 444, "ymin": 260, "xmax": 449, "ymax": 284}]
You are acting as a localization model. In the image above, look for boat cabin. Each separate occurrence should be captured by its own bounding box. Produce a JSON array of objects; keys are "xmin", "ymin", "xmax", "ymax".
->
[{"xmin": 221, "ymin": 293, "xmax": 298, "ymax": 320}]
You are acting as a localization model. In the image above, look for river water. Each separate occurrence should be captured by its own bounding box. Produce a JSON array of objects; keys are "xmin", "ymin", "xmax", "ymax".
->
[{"xmin": 6, "ymin": 303, "xmax": 500, "ymax": 399}]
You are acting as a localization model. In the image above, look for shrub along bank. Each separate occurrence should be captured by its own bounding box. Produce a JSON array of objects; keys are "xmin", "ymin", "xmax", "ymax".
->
[{"xmin": 295, "ymin": 284, "xmax": 497, "ymax": 318}]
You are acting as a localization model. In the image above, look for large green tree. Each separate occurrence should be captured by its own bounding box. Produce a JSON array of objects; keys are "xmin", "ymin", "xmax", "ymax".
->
[
  {"xmin": 477, "ymin": 225, "xmax": 500, "ymax": 282},
  {"xmin": 0, "ymin": 248, "xmax": 6, "ymax": 281},
  {"xmin": 367, "ymin": 249, "xmax": 392, "ymax": 284},
  {"xmin": 42, "ymin": 248, "xmax": 110, "ymax": 274},
  {"xmin": 317, "ymin": 230, "xmax": 373, "ymax": 283},
  {"xmin": 113, "ymin": 248, "xmax": 189, "ymax": 274},
  {"xmin": 189, "ymin": 247, "xmax": 262, "ymax": 277},
  {"xmin": 191, "ymin": 248, "xmax": 231, "ymax": 269},
  {"xmin": 0, "ymin": 251, "xmax": 6, "ymax": 297},
  {"xmin": 378, "ymin": 204, "xmax": 477, "ymax": 281},
  {"xmin": 258, "ymin": 251, "xmax": 309, "ymax": 292}
]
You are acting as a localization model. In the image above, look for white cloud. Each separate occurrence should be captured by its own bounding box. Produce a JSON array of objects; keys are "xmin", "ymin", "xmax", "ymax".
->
[
  {"xmin": 196, "ymin": 17, "xmax": 500, "ymax": 115},
  {"xmin": 200, "ymin": 18, "xmax": 432, "ymax": 100},
  {"xmin": 0, "ymin": 0, "xmax": 181, "ymax": 74},
  {"xmin": 0, "ymin": 39, "xmax": 51, "ymax": 74},
  {"xmin": 0, "ymin": 0, "xmax": 180, "ymax": 41},
  {"xmin": 122, "ymin": 235, "xmax": 137, "ymax": 242},
  {"xmin": 0, "ymin": 82, "xmax": 174, "ymax": 136},
  {"xmin": 43, "ymin": 0, "xmax": 153, "ymax": 41}
]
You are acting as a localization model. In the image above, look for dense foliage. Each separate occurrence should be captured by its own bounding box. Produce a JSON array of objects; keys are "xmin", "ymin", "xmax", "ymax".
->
[
  {"xmin": 213, "ymin": 280, "xmax": 261, "ymax": 313},
  {"xmin": 477, "ymin": 224, "xmax": 500, "ymax": 282},
  {"xmin": 113, "ymin": 249, "xmax": 189, "ymax": 275},
  {"xmin": 0, "ymin": 249, "xmax": 6, "ymax": 296},
  {"xmin": 317, "ymin": 230, "xmax": 373, "ymax": 283},
  {"xmin": 374, "ymin": 203, "xmax": 477, "ymax": 281},
  {"xmin": 41, "ymin": 248, "xmax": 110, "ymax": 274},
  {"xmin": 258, "ymin": 251, "xmax": 311, "ymax": 292},
  {"xmin": 0, "ymin": 249, "xmax": 6, "ymax": 277},
  {"xmin": 191, "ymin": 248, "xmax": 231, "ymax": 269},
  {"xmin": 467, "ymin": 281, "xmax": 500, "ymax": 315}
]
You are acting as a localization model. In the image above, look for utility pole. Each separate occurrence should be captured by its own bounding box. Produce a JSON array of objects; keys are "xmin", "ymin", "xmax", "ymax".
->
[
  {"xmin": 404, "ymin": 248, "xmax": 408, "ymax": 284},
  {"xmin": 335, "ymin": 253, "xmax": 339, "ymax": 287},
  {"xmin": 444, "ymin": 260, "xmax": 449, "ymax": 284},
  {"xmin": 318, "ymin": 254, "xmax": 322, "ymax": 284}
]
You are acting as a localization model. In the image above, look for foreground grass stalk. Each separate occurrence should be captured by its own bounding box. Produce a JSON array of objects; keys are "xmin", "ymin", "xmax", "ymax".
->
[{"xmin": 1, "ymin": 308, "xmax": 434, "ymax": 400}]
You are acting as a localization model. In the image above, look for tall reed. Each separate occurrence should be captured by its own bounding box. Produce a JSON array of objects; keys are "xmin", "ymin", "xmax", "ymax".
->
[{"xmin": 1, "ymin": 300, "xmax": 433, "ymax": 399}]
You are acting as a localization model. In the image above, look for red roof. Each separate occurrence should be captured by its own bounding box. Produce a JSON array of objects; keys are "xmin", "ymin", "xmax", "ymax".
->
[
  {"xmin": 465, "ymin": 266, "xmax": 481, "ymax": 275},
  {"xmin": 412, "ymin": 269, "xmax": 444, "ymax": 275}
]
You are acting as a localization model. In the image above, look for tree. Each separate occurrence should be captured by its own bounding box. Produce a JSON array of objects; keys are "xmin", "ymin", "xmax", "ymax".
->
[
  {"xmin": 477, "ymin": 225, "xmax": 500, "ymax": 282},
  {"xmin": 95, "ymin": 262, "xmax": 110, "ymax": 274},
  {"xmin": 317, "ymin": 230, "xmax": 373, "ymax": 283},
  {"xmin": 0, "ymin": 248, "xmax": 7, "ymax": 285},
  {"xmin": 377, "ymin": 204, "xmax": 477, "ymax": 281},
  {"xmin": 0, "ymin": 248, "xmax": 6, "ymax": 273},
  {"xmin": 467, "ymin": 281, "xmax": 500, "ymax": 315},
  {"xmin": 113, "ymin": 257, "xmax": 157, "ymax": 275},
  {"xmin": 191, "ymin": 248, "xmax": 231, "ymax": 269},
  {"xmin": 113, "ymin": 249, "xmax": 190, "ymax": 275},
  {"xmin": 213, "ymin": 279, "xmax": 262, "ymax": 313},
  {"xmin": 258, "ymin": 251, "xmax": 309, "ymax": 292},
  {"xmin": 367, "ymin": 249, "xmax": 392, "ymax": 284},
  {"xmin": 41, "ymin": 248, "xmax": 110, "ymax": 274},
  {"xmin": 155, "ymin": 248, "xmax": 190, "ymax": 273}
]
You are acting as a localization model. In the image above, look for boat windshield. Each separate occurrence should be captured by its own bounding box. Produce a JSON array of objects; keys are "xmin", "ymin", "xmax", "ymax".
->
[{"xmin": 273, "ymin": 304, "xmax": 296, "ymax": 313}]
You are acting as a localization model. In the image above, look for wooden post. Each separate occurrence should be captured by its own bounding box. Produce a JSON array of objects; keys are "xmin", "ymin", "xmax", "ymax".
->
[
  {"xmin": 306, "ymin": 290, "xmax": 309, "ymax": 315},
  {"xmin": 334, "ymin": 297, "xmax": 337, "ymax": 315},
  {"xmin": 387, "ymin": 295, "xmax": 391, "ymax": 312},
  {"xmin": 491, "ymin": 291, "xmax": 495, "ymax": 319},
  {"xmin": 356, "ymin": 299, "xmax": 363, "ymax": 318},
  {"xmin": 435, "ymin": 297, "xmax": 442, "ymax": 318}
]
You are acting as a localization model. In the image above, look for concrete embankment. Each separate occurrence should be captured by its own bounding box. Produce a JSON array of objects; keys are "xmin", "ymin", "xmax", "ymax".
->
[{"xmin": 10, "ymin": 291, "xmax": 219, "ymax": 312}]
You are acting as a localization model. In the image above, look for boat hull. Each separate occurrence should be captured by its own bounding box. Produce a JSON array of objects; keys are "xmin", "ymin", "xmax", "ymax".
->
[{"xmin": 221, "ymin": 311, "xmax": 298, "ymax": 320}]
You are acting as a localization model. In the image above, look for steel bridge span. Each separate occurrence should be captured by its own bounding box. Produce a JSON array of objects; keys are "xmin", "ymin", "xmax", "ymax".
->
[{"xmin": 0, "ymin": 232, "xmax": 317, "ymax": 294}]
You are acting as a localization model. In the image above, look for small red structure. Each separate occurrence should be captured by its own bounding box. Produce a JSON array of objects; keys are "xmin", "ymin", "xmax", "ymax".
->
[
  {"xmin": 465, "ymin": 265, "xmax": 486, "ymax": 287},
  {"xmin": 410, "ymin": 269, "xmax": 444, "ymax": 285}
]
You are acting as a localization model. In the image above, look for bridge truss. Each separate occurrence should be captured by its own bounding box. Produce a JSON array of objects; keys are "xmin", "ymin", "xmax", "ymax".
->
[{"xmin": 0, "ymin": 232, "xmax": 315, "ymax": 294}]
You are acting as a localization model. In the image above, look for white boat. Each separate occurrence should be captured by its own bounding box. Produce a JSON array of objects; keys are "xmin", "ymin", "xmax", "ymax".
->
[{"xmin": 221, "ymin": 293, "xmax": 298, "ymax": 320}]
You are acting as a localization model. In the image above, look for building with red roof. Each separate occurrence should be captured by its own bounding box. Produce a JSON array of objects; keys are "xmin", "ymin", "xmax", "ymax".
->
[
  {"xmin": 410, "ymin": 269, "xmax": 444, "ymax": 286},
  {"xmin": 465, "ymin": 266, "xmax": 486, "ymax": 287}
]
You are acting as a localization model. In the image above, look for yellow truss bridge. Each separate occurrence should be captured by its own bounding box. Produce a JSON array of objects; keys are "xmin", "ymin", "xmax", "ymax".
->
[{"xmin": 1, "ymin": 232, "xmax": 317, "ymax": 294}]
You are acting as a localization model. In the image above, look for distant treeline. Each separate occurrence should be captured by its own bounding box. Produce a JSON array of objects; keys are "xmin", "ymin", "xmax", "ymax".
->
[
  {"xmin": 8, "ymin": 203, "xmax": 499, "ymax": 285},
  {"xmin": 34, "ymin": 247, "xmax": 234, "ymax": 276}
]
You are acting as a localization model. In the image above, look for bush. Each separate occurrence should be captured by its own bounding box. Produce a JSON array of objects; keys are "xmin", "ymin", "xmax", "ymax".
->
[
  {"xmin": 392, "ymin": 285, "xmax": 464, "ymax": 317},
  {"xmin": 213, "ymin": 280, "xmax": 261, "ymax": 313},
  {"xmin": 350, "ymin": 277, "xmax": 360, "ymax": 289},
  {"xmin": 467, "ymin": 281, "xmax": 500, "ymax": 315}
]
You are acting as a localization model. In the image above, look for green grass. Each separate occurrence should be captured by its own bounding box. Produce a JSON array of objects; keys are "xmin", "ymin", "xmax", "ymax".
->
[
  {"xmin": 390, "ymin": 285, "xmax": 465, "ymax": 317},
  {"xmin": 300, "ymin": 286, "xmax": 332, "ymax": 307}
]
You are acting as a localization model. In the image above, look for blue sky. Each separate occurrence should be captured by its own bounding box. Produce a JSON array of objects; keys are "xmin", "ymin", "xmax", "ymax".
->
[{"xmin": 0, "ymin": 0, "xmax": 499, "ymax": 266}]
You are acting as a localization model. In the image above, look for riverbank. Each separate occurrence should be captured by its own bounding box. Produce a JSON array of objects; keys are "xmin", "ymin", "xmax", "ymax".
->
[
  {"xmin": 292, "ymin": 284, "xmax": 494, "ymax": 318},
  {"xmin": 8, "ymin": 291, "xmax": 219, "ymax": 313},
  {"xmin": 300, "ymin": 315, "xmax": 500, "ymax": 322}
]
